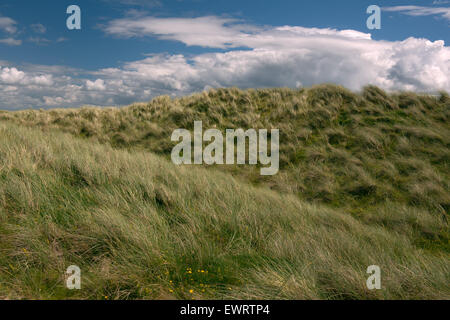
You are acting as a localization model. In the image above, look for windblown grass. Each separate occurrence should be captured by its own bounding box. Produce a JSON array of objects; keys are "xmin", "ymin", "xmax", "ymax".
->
[
  {"xmin": 0, "ymin": 122, "xmax": 448, "ymax": 299},
  {"xmin": 1, "ymin": 85, "xmax": 448, "ymax": 212},
  {"xmin": 0, "ymin": 85, "xmax": 448, "ymax": 299}
]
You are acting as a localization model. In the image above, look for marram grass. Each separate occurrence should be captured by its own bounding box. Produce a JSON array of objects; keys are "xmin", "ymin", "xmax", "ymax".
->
[
  {"xmin": 2, "ymin": 85, "xmax": 448, "ymax": 214},
  {"xmin": 0, "ymin": 85, "xmax": 448, "ymax": 299}
]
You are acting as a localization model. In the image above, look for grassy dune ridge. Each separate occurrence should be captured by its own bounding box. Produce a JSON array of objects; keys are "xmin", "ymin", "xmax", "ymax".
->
[
  {"xmin": 0, "ymin": 85, "xmax": 449, "ymax": 299},
  {"xmin": 2, "ymin": 85, "xmax": 448, "ymax": 211}
]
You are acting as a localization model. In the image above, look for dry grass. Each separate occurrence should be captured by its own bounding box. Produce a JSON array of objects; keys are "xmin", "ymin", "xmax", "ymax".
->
[{"xmin": 0, "ymin": 85, "xmax": 448, "ymax": 299}]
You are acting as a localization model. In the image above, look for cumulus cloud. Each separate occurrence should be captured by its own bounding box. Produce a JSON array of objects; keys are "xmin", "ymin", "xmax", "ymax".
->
[
  {"xmin": 0, "ymin": 67, "xmax": 25, "ymax": 83},
  {"xmin": 0, "ymin": 16, "xmax": 18, "ymax": 34},
  {"xmin": 0, "ymin": 66, "xmax": 54, "ymax": 86},
  {"xmin": 86, "ymin": 79, "xmax": 106, "ymax": 91},
  {"xmin": 383, "ymin": 6, "xmax": 450, "ymax": 21},
  {"xmin": 0, "ymin": 16, "xmax": 449, "ymax": 109},
  {"xmin": 93, "ymin": 36, "xmax": 448, "ymax": 94}
]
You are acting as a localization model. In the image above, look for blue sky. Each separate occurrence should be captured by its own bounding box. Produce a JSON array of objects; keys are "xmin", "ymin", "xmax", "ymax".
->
[{"xmin": 0, "ymin": 0, "xmax": 449, "ymax": 109}]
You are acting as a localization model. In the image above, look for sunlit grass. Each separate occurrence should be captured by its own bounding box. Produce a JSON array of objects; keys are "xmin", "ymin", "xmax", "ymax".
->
[{"xmin": 0, "ymin": 85, "xmax": 448, "ymax": 299}]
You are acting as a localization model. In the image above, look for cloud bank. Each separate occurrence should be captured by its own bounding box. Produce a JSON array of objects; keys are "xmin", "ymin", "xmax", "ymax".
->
[
  {"xmin": 1, "ymin": 16, "xmax": 449, "ymax": 109},
  {"xmin": 383, "ymin": 5, "xmax": 450, "ymax": 21}
]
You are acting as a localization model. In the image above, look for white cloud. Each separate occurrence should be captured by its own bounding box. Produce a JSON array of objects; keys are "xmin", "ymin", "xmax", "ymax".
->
[
  {"xmin": 28, "ymin": 37, "xmax": 51, "ymax": 45},
  {"xmin": 0, "ymin": 66, "xmax": 54, "ymax": 86},
  {"xmin": 104, "ymin": 16, "xmax": 244, "ymax": 48},
  {"xmin": 86, "ymin": 79, "xmax": 106, "ymax": 91},
  {"xmin": 0, "ymin": 16, "xmax": 18, "ymax": 34},
  {"xmin": 0, "ymin": 15, "xmax": 21, "ymax": 46},
  {"xmin": 0, "ymin": 37, "xmax": 22, "ymax": 46},
  {"xmin": 31, "ymin": 23, "xmax": 47, "ymax": 34},
  {"xmin": 383, "ymin": 6, "xmax": 450, "ymax": 21},
  {"xmin": 32, "ymin": 74, "xmax": 54, "ymax": 86},
  {"xmin": 0, "ymin": 67, "xmax": 25, "ymax": 83},
  {"xmin": 0, "ymin": 16, "xmax": 449, "ymax": 109},
  {"xmin": 101, "ymin": 15, "xmax": 450, "ymax": 93},
  {"xmin": 104, "ymin": 16, "xmax": 372, "ymax": 49},
  {"xmin": 98, "ymin": 36, "xmax": 447, "ymax": 94}
]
